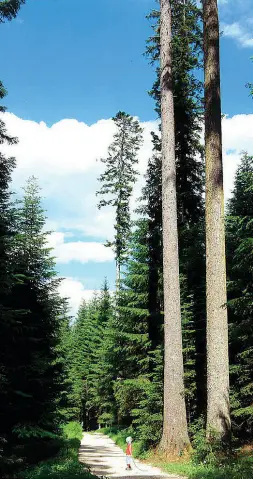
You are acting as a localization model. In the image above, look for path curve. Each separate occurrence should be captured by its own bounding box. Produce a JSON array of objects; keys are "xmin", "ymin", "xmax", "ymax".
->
[{"xmin": 79, "ymin": 432, "xmax": 186, "ymax": 479}]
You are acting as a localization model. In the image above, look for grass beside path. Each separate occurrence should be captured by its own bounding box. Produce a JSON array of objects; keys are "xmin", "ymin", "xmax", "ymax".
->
[
  {"xmin": 147, "ymin": 452, "xmax": 253, "ymax": 479},
  {"xmin": 101, "ymin": 426, "xmax": 253, "ymax": 479},
  {"xmin": 20, "ymin": 422, "xmax": 96, "ymax": 479}
]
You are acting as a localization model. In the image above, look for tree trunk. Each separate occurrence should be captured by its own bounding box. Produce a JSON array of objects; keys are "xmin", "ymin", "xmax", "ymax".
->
[
  {"xmin": 116, "ymin": 260, "xmax": 120, "ymax": 291},
  {"xmin": 203, "ymin": 0, "xmax": 231, "ymax": 440},
  {"xmin": 115, "ymin": 260, "xmax": 120, "ymax": 318},
  {"xmin": 159, "ymin": 0, "xmax": 190, "ymax": 455}
]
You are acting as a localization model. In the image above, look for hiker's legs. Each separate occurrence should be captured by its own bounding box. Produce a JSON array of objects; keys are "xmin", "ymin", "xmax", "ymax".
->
[{"xmin": 126, "ymin": 455, "xmax": 132, "ymax": 470}]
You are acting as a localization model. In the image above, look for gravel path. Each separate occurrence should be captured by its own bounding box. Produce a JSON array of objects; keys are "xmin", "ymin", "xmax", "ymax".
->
[{"xmin": 79, "ymin": 432, "xmax": 186, "ymax": 479}]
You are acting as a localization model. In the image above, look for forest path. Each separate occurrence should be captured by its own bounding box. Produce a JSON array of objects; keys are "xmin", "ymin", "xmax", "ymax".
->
[{"xmin": 79, "ymin": 432, "xmax": 186, "ymax": 479}]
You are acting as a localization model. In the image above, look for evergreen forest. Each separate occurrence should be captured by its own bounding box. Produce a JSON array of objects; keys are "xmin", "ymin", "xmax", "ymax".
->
[{"xmin": 0, "ymin": 1, "xmax": 252, "ymax": 478}]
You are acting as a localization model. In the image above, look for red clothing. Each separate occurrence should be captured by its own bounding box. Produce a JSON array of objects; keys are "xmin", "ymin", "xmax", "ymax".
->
[{"xmin": 126, "ymin": 444, "xmax": 132, "ymax": 456}]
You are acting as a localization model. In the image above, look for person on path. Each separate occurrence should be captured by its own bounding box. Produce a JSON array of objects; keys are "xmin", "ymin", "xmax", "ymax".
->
[{"xmin": 125, "ymin": 436, "xmax": 133, "ymax": 470}]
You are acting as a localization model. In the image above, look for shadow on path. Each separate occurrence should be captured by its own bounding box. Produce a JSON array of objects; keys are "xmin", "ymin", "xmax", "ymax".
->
[{"xmin": 79, "ymin": 432, "xmax": 186, "ymax": 479}]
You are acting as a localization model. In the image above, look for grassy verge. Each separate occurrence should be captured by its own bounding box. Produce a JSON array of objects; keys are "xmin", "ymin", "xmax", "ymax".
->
[
  {"xmin": 147, "ymin": 452, "xmax": 253, "ymax": 479},
  {"xmin": 20, "ymin": 422, "xmax": 97, "ymax": 479},
  {"xmin": 101, "ymin": 427, "xmax": 253, "ymax": 479}
]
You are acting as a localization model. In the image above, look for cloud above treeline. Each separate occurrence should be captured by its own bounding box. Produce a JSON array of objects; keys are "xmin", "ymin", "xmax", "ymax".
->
[
  {"xmin": 1, "ymin": 111, "xmax": 253, "ymax": 315},
  {"xmin": 2, "ymin": 112, "xmax": 158, "ymax": 242}
]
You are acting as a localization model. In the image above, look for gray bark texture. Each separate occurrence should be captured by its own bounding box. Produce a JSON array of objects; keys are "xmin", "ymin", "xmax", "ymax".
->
[
  {"xmin": 159, "ymin": 0, "xmax": 190, "ymax": 455},
  {"xmin": 203, "ymin": 0, "xmax": 231, "ymax": 439}
]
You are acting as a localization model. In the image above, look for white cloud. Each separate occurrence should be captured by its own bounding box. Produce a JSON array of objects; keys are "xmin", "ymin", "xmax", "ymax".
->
[
  {"xmin": 2, "ymin": 114, "xmax": 116, "ymax": 176},
  {"xmin": 221, "ymin": 22, "xmax": 253, "ymax": 48},
  {"xmin": 222, "ymin": 114, "xmax": 253, "ymax": 197},
  {"xmin": 48, "ymin": 231, "xmax": 114, "ymax": 264},
  {"xmin": 219, "ymin": 0, "xmax": 253, "ymax": 48},
  {"xmin": 58, "ymin": 277, "xmax": 96, "ymax": 317},
  {"xmin": 1, "ymin": 110, "xmax": 253, "ymax": 237},
  {"xmin": 58, "ymin": 277, "xmax": 114, "ymax": 318},
  {"xmin": 1, "ymin": 112, "xmax": 158, "ymax": 241},
  {"xmin": 1, "ymin": 110, "xmax": 252, "ymax": 227}
]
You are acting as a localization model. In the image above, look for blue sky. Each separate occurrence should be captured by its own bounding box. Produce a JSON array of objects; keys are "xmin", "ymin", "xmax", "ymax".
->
[
  {"xmin": 1, "ymin": 0, "xmax": 253, "ymax": 315},
  {"xmin": 1, "ymin": 0, "xmax": 253, "ymax": 124}
]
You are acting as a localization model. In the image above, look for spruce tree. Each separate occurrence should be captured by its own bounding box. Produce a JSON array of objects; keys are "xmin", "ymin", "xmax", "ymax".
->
[
  {"xmin": 1, "ymin": 177, "xmax": 64, "ymax": 463},
  {"xmin": 0, "ymin": 80, "xmax": 18, "ymax": 479},
  {"xmin": 0, "ymin": 81, "xmax": 17, "ymax": 299},
  {"xmin": 69, "ymin": 285, "xmax": 114, "ymax": 430},
  {"xmin": 91, "ymin": 280, "xmax": 115, "ymax": 428},
  {"xmin": 226, "ymin": 153, "xmax": 253, "ymax": 439},
  {"xmin": 108, "ymin": 220, "xmax": 151, "ymax": 427},
  {"xmin": 97, "ymin": 111, "xmax": 143, "ymax": 286},
  {"xmin": 82, "ymin": 295, "xmax": 102, "ymax": 429},
  {"xmin": 54, "ymin": 305, "xmax": 78, "ymax": 423},
  {"xmin": 70, "ymin": 299, "xmax": 95, "ymax": 427}
]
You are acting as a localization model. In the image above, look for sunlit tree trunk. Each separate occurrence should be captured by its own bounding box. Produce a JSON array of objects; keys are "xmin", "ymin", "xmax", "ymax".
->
[
  {"xmin": 159, "ymin": 0, "xmax": 190, "ymax": 455},
  {"xmin": 203, "ymin": 0, "xmax": 231, "ymax": 440}
]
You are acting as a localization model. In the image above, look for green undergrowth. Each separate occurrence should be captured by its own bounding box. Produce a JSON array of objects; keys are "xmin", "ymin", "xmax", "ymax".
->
[
  {"xmin": 149, "ymin": 453, "xmax": 253, "ymax": 479},
  {"xmin": 20, "ymin": 422, "xmax": 96, "ymax": 479},
  {"xmin": 100, "ymin": 426, "xmax": 253, "ymax": 479}
]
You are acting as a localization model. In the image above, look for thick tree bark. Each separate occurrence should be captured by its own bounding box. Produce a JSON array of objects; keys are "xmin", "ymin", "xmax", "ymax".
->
[
  {"xmin": 203, "ymin": 0, "xmax": 231, "ymax": 439},
  {"xmin": 159, "ymin": 0, "xmax": 190, "ymax": 455}
]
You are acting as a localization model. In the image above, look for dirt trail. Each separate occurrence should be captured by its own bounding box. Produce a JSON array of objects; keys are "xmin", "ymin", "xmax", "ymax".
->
[{"xmin": 79, "ymin": 432, "xmax": 186, "ymax": 479}]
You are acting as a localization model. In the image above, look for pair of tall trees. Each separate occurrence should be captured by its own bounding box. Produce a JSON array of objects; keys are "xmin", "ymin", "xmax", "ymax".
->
[
  {"xmin": 160, "ymin": 0, "xmax": 230, "ymax": 454},
  {"xmin": 96, "ymin": 0, "xmax": 229, "ymax": 454}
]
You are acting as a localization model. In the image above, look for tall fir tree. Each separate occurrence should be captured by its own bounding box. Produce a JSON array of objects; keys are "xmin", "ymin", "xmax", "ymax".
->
[
  {"xmin": 159, "ymin": 0, "xmax": 190, "ymax": 454},
  {"xmin": 203, "ymin": 0, "xmax": 230, "ymax": 440},
  {"xmin": 97, "ymin": 111, "xmax": 143, "ymax": 286}
]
